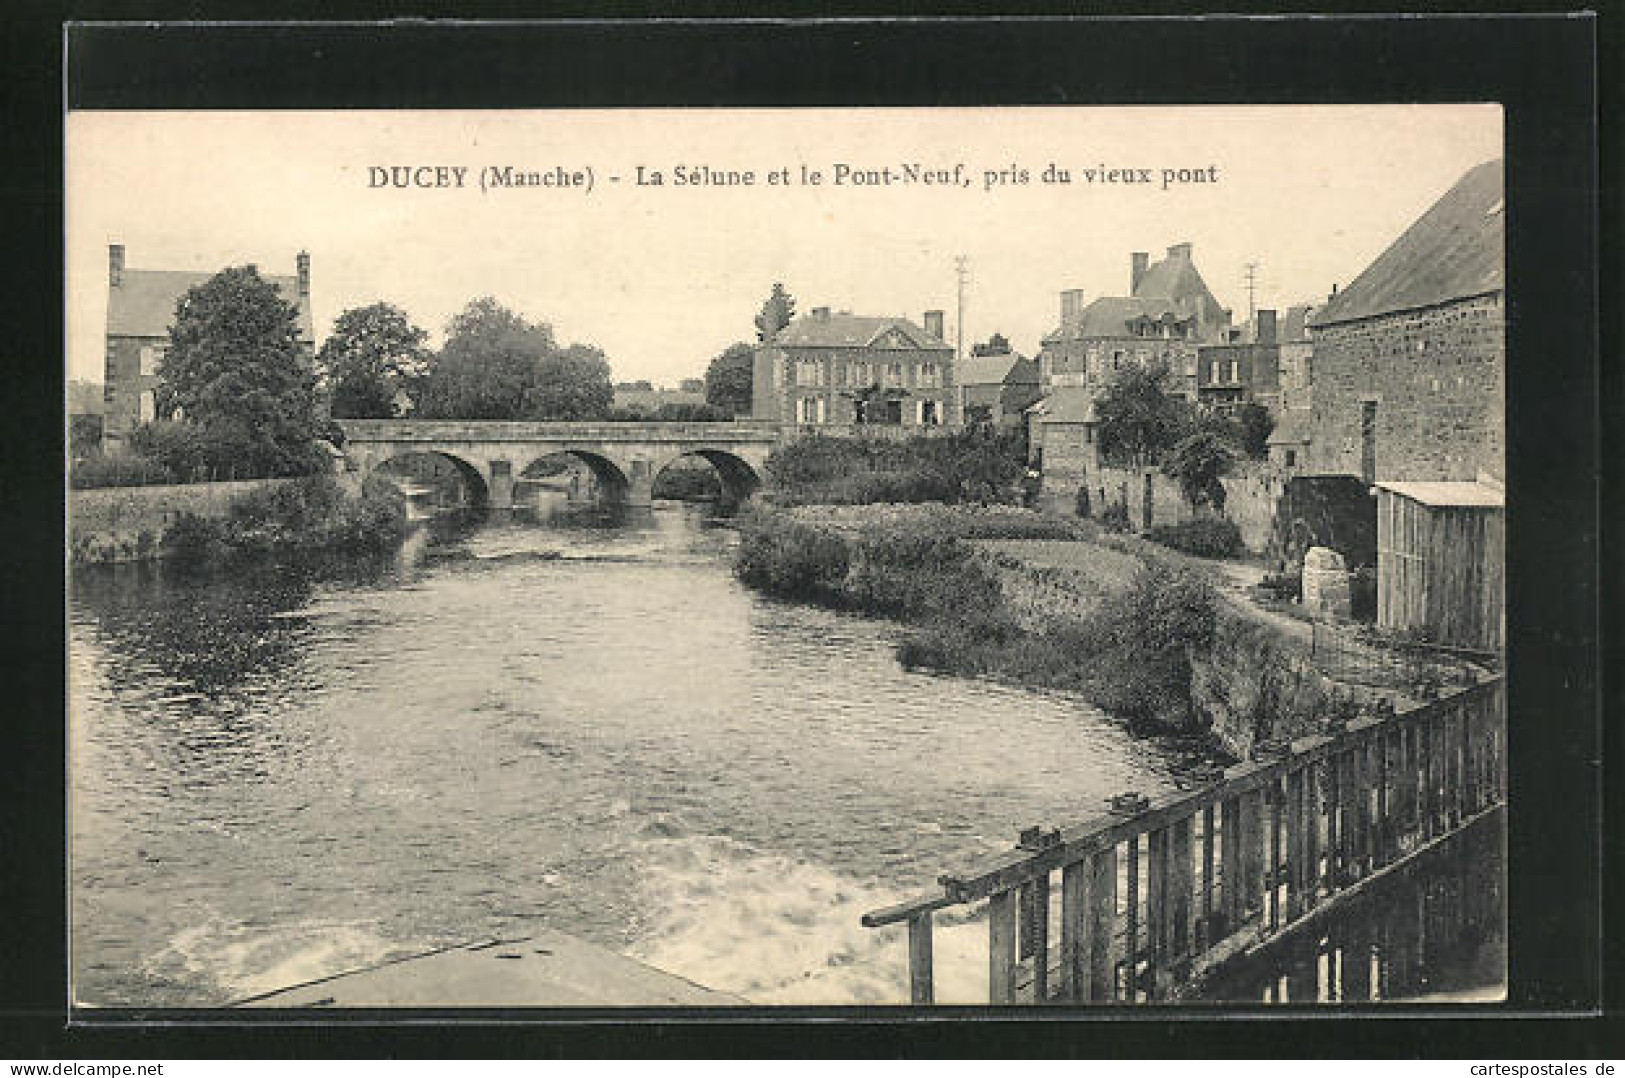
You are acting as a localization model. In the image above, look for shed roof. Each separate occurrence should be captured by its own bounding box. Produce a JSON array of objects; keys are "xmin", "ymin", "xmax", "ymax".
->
[
  {"xmin": 1374, "ymin": 480, "xmax": 1504, "ymax": 508},
  {"xmin": 109, "ymin": 269, "xmax": 313, "ymax": 341},
  {"xmin": 773, "ymin": 312, "xmax": 949, "ymax": 350},
  {"xmin": 1310, "ymin": 159, "xmax": 1504, "ymax": 328}
]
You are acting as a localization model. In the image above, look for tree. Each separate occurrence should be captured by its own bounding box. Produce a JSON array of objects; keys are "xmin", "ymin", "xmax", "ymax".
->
[
  {"xmin": 415, "ymin": 297, "xmax": 612, "ymax": 421},
  {"xmin": 754, "ymin": 283, "xmax": 796, "ymax": 342},
  {"xmin": 705, "ymin": 342, "xmax": 755, "ymax": 417},
  {"xmin": 317, "ymin": 302, "xmax": 430, "ymax": 419},
  {"xmin": 159, "ymin": 265, "xmax": 325, "ymax": 477},
  {"xmin": 1093, "ymin": 361, "xmax": 1194, "ymax": 466},
  {"xmin": 971, "ymin": 332, "xmax": 1012, "ymax": 357},
  {"xmin": 1163, "ymin": 429, "xmax": 1238, "ymax": 512},
  {"xmin": 1233, "ymin": 399, "xmax": 1275, "ymax": 459}
]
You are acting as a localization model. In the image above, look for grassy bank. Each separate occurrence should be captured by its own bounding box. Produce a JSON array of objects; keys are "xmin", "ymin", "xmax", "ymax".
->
[
  {"xmin": 732, "ymin": 504, "xmax": 1221, "ymax": 735},
  {"xmin": 162, "ymin": 475, "xmax": 410, "ymax": 568}
]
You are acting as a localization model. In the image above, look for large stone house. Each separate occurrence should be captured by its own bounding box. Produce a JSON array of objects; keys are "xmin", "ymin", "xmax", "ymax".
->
[
  {"xmin": 1304, "ymin": 158, "xmax": 1505, "ymax": 648},
  {"xmin": 103, "ymin": 244, "xmax": 315, "ymax": 448},
  {"xmin": 1032, "ymin": 242, "xmax": 1233, "ymax": 507},
  {"xmin": 1304, "ymin": 160, "xmax": 1503, "ymax": 486},
  {"xmin": 751, "ymin": 308, "xmax": 957, "ymax": 428}
]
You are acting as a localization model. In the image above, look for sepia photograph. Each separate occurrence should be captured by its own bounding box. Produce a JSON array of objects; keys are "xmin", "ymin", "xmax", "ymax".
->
[{"xmin": 65, "ymin": 102, "xmax": 1511, "ymax": 1011}]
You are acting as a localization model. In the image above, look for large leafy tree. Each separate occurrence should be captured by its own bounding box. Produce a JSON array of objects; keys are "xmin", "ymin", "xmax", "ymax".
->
[
  {"xmin": 317, "ymin": 302, "xmax": 429, "ymax": 419},
  {"xmin": 704, "ymin": 342, "xmax": 755, "ymax": 417},
  {"xmin": 1163, "ymin": 428, "xmax": 1238, "ymax": 512},
  {"xmin": 1232, "ymin": 399, "xmax": 1275, "ymax": 459},
  {"xmin": 416, "ymin": 297, "xmax": 613, "ymax": 421},
  {"xmin": 754, "ymin": 282, "xmax": 796, "ymax": 342},
  {"xmin": 1093, "ymin": 361, "xmax": 1193, "ymax": 466},
  {"xmin": 159, "ymin": 265, "xmax": 324, "ymax": 477}
]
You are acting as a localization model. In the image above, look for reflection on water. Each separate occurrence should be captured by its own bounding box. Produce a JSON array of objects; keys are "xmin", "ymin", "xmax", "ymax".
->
[
  {"xmin": 1208, "ymin": 811, "xmax": 1506, "ymax": 1003},
  {"xmin": 70, "ymin": 503, "xmax": 1196, "ymax": 1007}
]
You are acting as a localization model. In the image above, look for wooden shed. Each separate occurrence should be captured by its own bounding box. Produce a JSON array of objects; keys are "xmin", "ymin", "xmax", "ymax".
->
[{"xmin": 1374, "ymin": 481, "xmax": 1504, "ymax": 651}]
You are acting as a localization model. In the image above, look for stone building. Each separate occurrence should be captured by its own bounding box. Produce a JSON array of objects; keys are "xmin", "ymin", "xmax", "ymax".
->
[
  {"xmin": 1036, "ymin": 242, "xmax": 1234, "ymax": 403},
  {"xmin": 103, "ymin": 244, "xmax": 315, "ymax": 448},
  {"xmin": 956, "ymin": 350, "xmax": 1041, "ymax": 430},
  {"xmin": 1196, "ymin": 309, "xmax": 1281, "ymax": 415},
  {"xmin": 1304, "ymin": 159, "xmax": 1504, "ymax": 485},
  {"xmin": 750, "ymin": 307, "xmax": 957, "ymax": 428}
]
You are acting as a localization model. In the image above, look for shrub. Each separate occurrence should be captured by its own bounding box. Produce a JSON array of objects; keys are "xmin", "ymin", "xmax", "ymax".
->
[
  {"xmin": 1098, "ymin": 501, "xmax": 1131, "ymax": 533},
  {"xmin": 170, "ymin": 475, "xmax": 408, "ymax": 565},
  {"xmin": 70, "ymin": 453, "xmax": 177, "ymax": 489},
  {"xmin": 1147, "ymin": 518, "xmax": 1243, "ymax": 558},
  {"xmin": 1348, "ymin": 565, "xmax": 1377, "ymax": 622},
  {"xmin": 765, "ymin": 428, "xmax": 1027, "ymax": 506},
  {"xmin": 1256, "ymin": 568, "xmax": 1301, "ymax": 602},
  {"xmin": 733, "ymin": 513, "xmax": 851, "ymax": 604}
]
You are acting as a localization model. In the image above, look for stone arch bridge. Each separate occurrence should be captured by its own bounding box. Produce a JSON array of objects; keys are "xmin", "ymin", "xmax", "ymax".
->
[{"xmin": 335, "ymin": 420, "xmax": 782, "ymax": 509}]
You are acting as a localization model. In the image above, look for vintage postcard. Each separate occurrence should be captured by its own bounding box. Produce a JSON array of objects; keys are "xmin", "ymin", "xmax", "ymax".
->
[{"xmin": 67, "ymin": 104, "xmax": 1507, "ymax": 1010}]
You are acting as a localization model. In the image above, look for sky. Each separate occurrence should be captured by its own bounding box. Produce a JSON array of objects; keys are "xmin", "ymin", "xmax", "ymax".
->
[{"xmin": 67, "ymin": 105, "xmax": 1502, "ymax": 387}]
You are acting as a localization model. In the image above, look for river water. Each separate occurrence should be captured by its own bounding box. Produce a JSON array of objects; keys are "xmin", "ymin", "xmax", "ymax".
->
[{"xmin": 70, "ymin": 504, "xmax": 1199, "ymax": 1007}]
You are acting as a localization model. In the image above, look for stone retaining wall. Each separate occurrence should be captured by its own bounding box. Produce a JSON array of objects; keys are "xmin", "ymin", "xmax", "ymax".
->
[{"xmin": 69, "ymin": 479, "xmax": 291, "ymax": 565}]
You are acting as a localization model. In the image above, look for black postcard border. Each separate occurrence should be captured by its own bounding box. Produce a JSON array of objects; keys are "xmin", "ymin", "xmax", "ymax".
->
[{"xmin": 5, "ymin": 9, "xmax": 1610, "ymax": 1059}]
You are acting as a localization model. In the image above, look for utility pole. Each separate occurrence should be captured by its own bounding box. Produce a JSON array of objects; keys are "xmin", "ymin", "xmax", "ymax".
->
[
  {"xmin": 954, "ymin": 254, "xmax": 970, "ymax": 421},
  {"xmin": 1243, "ymin": 261, "xmax": 1260, "ymax": 337}
]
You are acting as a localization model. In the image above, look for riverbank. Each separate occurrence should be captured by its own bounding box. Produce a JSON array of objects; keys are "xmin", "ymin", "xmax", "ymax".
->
[
  {"xmin": 731, "ymin": 503, "xmax": 1385, "ymax": 755},
  {"xmin": 70, "ymin": 474, "xmax": 408, "ymax": 568}
]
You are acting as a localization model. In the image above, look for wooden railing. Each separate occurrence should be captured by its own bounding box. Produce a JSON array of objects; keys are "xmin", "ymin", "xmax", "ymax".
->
[{"xmin": 861, "ymin": 676, "xmax": 1505, "ymax": 1004}]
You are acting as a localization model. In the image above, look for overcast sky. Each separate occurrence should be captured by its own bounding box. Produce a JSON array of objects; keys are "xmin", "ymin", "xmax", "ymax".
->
[{"xmin": 67, "ymin": 105, "xmax": 1501, "ymax": 386}]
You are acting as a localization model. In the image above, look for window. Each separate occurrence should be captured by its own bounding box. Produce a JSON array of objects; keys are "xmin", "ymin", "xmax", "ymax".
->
[
  {"xmin": 1229, "ymin": 359, "xmax": 1239, "ymax": 383},
  {"xmin": 1360, "ymin": 400, "xmax": 1378, "ymax": 484},
  {"xmin": 138, "ymin": 390, "xmax": 156, "ymax": 423},
  {"xmin": 1285, "ymin": 449, "xmax": 1297, "ymax": 467},
  {"xmin": 795, "ymin": 360, "xmax": 823, "ymax": 387},
  {"xmin": 919, "ymin": 362, "xmax": 939, "ymax": 389},
  {"xmin": 921, "ymin": 400, "xmax": 939, "ymax": 425},
  {"xmin": 886, "ymin": 362, "xmax": 904, "ymax": 386},
  {"xmin": 139, "ymin": 346, "xmax": 162, "ymax": 377},
  {"xmin": 1210, "ymin": 359, "xmax": 1220, "ymax": 383}
]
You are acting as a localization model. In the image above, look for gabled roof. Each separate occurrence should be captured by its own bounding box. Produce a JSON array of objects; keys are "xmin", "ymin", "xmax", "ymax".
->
[
  {"xmin": 772, "ymin": 313, "xmax": 950, "ymax": 350},
  {"xmin": 1043, "ymin": 296, "xmax": 1191, "ymax": 343},
  {"xmin": 1133, "ymin": 249, "xmax": 1221, "ymax": 313},
  {"xmin": 109, "ymin": 269, "xmax": 314, "ymax": 341},
  {"xmin": 1311, "ymin": 159, "xmax": 1504, "ymax": 328},
  {"xmin": 1038, "ymin": 389, "xmax": 1098, "ymax": 424},
  {"xmin": 957, "ymin": 352, "xmax": 1038, "ymax": 387}
]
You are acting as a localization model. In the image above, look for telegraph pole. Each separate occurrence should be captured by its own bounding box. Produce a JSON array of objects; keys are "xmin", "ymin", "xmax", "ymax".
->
[{"xmin": 1243, "ymin": 261, "xmax": 1260, "ymax": 336}]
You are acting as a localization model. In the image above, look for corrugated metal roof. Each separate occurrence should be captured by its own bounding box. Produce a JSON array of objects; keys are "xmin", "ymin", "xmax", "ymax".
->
[
  {"xmin": 1374, "ymin": 480, "xmax": 1504, "ymax": 508},
  {"xmin": 772, "ymin": 313, "xmax": 949, "ymax": 350},
  {"xmin": 1310, "ymin": 159, "xmax": 1504, "ymax": 327},
  {"xmin": 108, "ymin": 268, "xmax": 313, "ymax": 340}
]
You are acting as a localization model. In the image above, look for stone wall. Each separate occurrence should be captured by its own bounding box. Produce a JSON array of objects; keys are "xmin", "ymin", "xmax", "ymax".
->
[
  {"xmin": 69, "ymin": 478, "xmax": 291, "ymax": 564},
  {"xmin": 1307, "ymin": 292, "xmax": 1503, "ymax": 483},
  {"xmin": 1079, "ymin": 459, "xmax": 1286, "ymax": 553}
]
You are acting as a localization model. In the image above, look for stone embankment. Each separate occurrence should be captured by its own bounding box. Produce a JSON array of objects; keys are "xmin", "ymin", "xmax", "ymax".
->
[{"xmin": 69, "ymin": 479, "xmax": 293, "ymax": 565}]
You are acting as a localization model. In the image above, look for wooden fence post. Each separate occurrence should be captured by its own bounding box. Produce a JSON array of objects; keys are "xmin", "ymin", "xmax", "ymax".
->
[
  {"xmin": 1088, "ymin": 846, "xmax": 1117, "ymax": 1001},
  {"xmin": 989, "ymin": 889, "xmax": 1018, "ymax": 1005},
  {"xmin": 1019, "ymin": 872, "xmax": 1051, "ymax": 1002},
  {"xmin": 908, "ymin": 910, "xmax": 934, "ymax": 1005}
]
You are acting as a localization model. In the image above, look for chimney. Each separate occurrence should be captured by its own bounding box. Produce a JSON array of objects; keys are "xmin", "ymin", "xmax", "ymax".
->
[
  {"xmin": 1166, "ymin": 242, "xmax": 1192, "ymax": 262},
  {"xmin": 1330, "ymin": 283, "xmax": 1339, "ymax": 299},
  {"xmin": 811, "ymin": 306, "xmax": 831, "ymax": 321},
  {"xmin": 109, "ymin": 244, "xmax": 124, "ymax": 287},
  {"xmin": 296, "ymin": 250, "xmax": 311, "ymax": 297},
  {"xmin": 1256, "ymin": 308, "xmax": 1278, "ymax": 345},
  {"xmin": 923, "ymin": 310, "xmax": 945, "ymax": 340},
  {"xmin": 1061, "ymin": 288, "xmax": 1085, "ymax": 325},
  {"xmin": 1130, "ymin": 252, "xmax": 1149, "ymax": 293}
]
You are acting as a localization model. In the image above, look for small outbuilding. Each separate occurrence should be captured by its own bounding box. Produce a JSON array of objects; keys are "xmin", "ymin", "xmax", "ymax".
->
[{"xmin": 1374, "ymin": 480, "xmax": 1504, "ymax": 652}]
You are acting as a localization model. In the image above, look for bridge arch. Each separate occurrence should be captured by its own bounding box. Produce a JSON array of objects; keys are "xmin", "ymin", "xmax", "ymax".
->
[
  {"xmin": 652, "ymin": 448, "xmax": 763, "ymax": 508},
  {"xmin": 519, "ymin": 449, "xmax": 632, "ymax": 506},
  {"xmin": 365, "ymin": 449, "xmax": 491, "ymax": 510}
]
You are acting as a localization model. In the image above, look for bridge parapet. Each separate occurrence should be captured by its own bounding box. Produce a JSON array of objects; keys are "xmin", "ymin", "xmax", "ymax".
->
[{"xmin": 337, "ymin": 419, "xmax": 782, "ymax": 444}]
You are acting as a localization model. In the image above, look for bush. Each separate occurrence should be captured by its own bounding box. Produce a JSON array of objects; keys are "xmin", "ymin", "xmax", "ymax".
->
[
  {"xmin": 169, "ymin": 475, "xmax": 408, "ymax": 565},
  {"xmin": 765, "ymin": 428, "xmax": 1027, "ymax": 506},
  {"xmin": 1098, "ymin": 501, "xmax": 1131, "ymax": 533},
  {"xmin": 70, "ymin": 453, "xmax": 177, "ymax": 489},
  {"xmin": 1348, "ymin": 565, "xmax": 1377, "ymax": 622},
  {"xmin": 732, "ymin": 512, "xmax": 851, "ymax": 604},
  {"xmin": 1147, "ymin": 518, "xmax": 1243, "ymax": 558},
  {"xmin": 1256, "ymin": 568, "xmax": 1301, "ymax": 602}
]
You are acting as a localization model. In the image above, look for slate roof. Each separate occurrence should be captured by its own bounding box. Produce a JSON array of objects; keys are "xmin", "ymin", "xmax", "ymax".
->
[
  {"xmin": 1373, "ymin": 480, "xmax": 1504, "ymax": 508},
  {"xmin": 1043, "ymin": 244, "xmax": 1227, "ymax": 344},
  {"xmin": 1311, "ymin": 159, "xmax": 1504, "ymax": 328},
  {"xmin": 1038, "ymin": 389, "xmax": 1098, "ymax": 424},
  {"xmin": 957, "ymin": 352, "xmax": 1038, "ymax": 387},
  {"xmin": 109, "ymin": 268, "xmax": 313, "ymax": 341},
  {"xmin": 1133, "ymin": 249, "xmax": 1222, "ymax": 312},
  {"xmin": 772, "ymin": 313, "xmax": 950, "ymax": 350}
]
